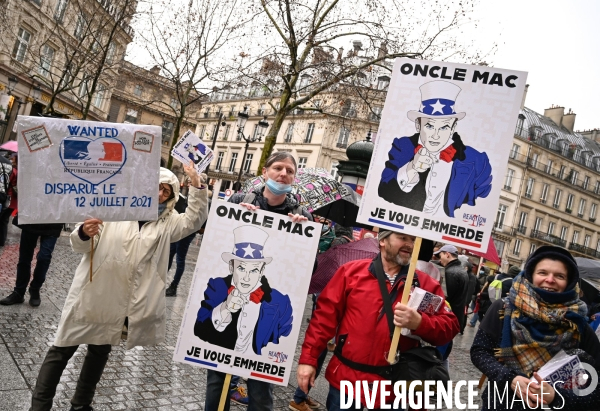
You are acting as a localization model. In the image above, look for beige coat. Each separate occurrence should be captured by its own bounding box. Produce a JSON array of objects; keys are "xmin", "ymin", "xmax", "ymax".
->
[{"xmin": 54, "ymin": 168, "xmax": 208, "ymax": 349}]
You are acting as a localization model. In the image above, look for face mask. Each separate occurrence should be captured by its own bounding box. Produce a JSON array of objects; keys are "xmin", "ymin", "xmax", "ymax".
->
[
  {"xmin": 265, "ymin": 178, "xmax": 292, "ymax": 195},
  {"xmin": 321, "ymin": 225, "xmax": 329, "ymax": 233},
  {"xmin": 479, "ymin": 270, "xmax": 485, "ymax": 275},
  {"xmin": 158, "ymin": 202, "xmax": 167, "ymax": 216}
]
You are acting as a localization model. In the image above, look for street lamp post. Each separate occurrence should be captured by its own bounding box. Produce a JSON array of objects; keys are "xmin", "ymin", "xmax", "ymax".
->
[
  {"xmin": 204, "ymin": 112, "xmax": 225, "ymax": 175},
  {"xmin": 234, "ymin": 106, "xmax": 269, "ymax": 190},
  {"xmin": 2, "ymin": 77, "xmax": 20, "ymax": 143}
]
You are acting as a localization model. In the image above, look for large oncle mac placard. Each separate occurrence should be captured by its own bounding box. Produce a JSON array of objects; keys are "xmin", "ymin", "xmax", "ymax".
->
[
  {"xmin": 16, "ymin": 116, "xmax": 161, "ymax": 223},
  {"xmin": 358, "ymin": 59, "xmax": 527, "ymax": 251},
  {"xmin": 174, "ymin": 203, "xmax": 319, "ymax": 386}
]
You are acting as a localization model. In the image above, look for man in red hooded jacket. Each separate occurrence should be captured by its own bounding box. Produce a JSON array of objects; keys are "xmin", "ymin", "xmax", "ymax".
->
[{"xmin": 297, "ymin": 230, "xmax": 459, "ymax": 410}]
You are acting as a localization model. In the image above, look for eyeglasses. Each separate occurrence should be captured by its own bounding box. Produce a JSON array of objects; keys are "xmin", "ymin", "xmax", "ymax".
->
[{"xmin": 159, "ymin": 185, "xmax": 172, "ymax": 196}]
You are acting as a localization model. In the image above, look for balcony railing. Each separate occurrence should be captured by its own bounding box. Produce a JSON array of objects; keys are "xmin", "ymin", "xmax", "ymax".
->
[
  {"xmin": 511, "ymin": 226, "xmax": 527, "ymax": 236},
  {"xmin": 530, "ymin": 230, "xmax": 567, "ymax": 247},
  {"xmin": 568, "ymin": 243, "xmax": 600, "ymax": 259}
]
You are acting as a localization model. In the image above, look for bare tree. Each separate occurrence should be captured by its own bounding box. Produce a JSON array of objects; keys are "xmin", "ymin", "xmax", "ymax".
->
[
  {"xmin": 135, "ymin": 0, "xmax": 246, "ymax": 169},
  {"xmin": 226, "ymin": 0, "xmax": 493, "ymax": 170},
  {"xmin": 0, "ymin": 0, "xmax": 137, "ymax": 120}
]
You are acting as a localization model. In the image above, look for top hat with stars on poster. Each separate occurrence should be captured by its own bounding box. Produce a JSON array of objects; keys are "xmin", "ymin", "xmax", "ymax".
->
[
  {"xmin": 221, "ymin": 226, "xmax": 273, "ymax": 264},
  {"xmin": 407, "ymin": 80, "xmax": 466, "ymax": 122}
]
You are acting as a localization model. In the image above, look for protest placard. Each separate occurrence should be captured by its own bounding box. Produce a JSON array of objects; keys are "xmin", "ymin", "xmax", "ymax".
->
[
  {"xmin": 16, "ymin": 116, "xmax": 161, "ymax": 224},
  {"xmin": 173, "ymin": 203, "xmax": 319, "ymax": 386},
  {"xmin": 357, "ymin": 59, "xmax": 528, "ymax": 251},
  {"xmin": 171, "ymin": 130, "xmax": 213, "ymax": 174}
]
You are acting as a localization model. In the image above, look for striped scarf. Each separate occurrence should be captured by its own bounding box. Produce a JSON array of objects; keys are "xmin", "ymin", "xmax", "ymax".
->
[{"xmin": 495, "ymin": 274, "xmax": 588, "ymax": 376}]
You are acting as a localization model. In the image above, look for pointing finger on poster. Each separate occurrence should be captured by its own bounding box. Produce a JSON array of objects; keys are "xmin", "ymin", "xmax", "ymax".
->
[
  {"xmin": 82, "ymin": 218, "xmax": 103, "ymax": 237},
  {"xmin": 297, "ymin": 364, "xmax": 316, "ymax": 394},
  {"xmin": 411, "ymin": 147, "xmax": 434, "ymax": 172},
  {"xmin": 224, "ymin": 289, "xmax": 245, "ymax": 313}
]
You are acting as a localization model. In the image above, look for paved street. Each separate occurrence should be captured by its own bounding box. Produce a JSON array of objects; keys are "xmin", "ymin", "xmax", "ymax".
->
[{"xmin": 0, "ymin": 221, "xmax": 483, "ymax": 410}]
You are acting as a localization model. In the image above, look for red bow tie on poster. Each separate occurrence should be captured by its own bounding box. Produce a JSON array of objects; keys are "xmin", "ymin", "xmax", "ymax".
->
[
  {"xmin": 414, "ymin": 144, "xmax": 456, "ymax": 163},
  {"xmin": 228, "ymin": 285, "xmax": 264, "ymax": 304}
]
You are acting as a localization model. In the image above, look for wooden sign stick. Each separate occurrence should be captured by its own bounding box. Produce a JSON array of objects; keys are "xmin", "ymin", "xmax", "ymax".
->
[
  {"xmin": 90, "ymin": 237, "xmax": 94, "ymax": 283},
  {"xmin": 387, "ymin": 237, "xmax": 422, "ymax": 364},
  {"xmin": 219, "ymin": 373, "xmax": 232, "ymax": 411}
]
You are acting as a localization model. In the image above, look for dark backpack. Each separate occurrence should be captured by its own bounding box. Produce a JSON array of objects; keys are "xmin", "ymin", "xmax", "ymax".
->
[{"xmin": 0, "ymin": 162, "xmax": 12, "ymax": 206}]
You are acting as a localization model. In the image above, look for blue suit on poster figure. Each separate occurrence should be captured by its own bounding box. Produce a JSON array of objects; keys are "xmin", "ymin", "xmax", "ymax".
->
[
  {"xmin": 377, "ymin": 80, "xmax": 493, "ymax": 218},
  {"xmin": 193, "ymin": 225, "xmax": 293, "ymax": 355},
  {"xmin": 379, "ymin": 133, "xmax": 492, "ymax": 218}
]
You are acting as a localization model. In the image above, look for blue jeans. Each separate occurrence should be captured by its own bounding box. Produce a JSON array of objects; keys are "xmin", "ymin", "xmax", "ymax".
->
[
  {"xmin": 167, "ymin": 232, "xmax": 196, "ymax": 287},
  {"xmin": 326, "ymin": 386, "xmax": 404, "ymax": 411},
  {"xmin": 293, "ymin": 348, "xmax": 328, "ymax": 403},
  {"xmin": 205, "ymin": 370, "xmax": 272, "ymax": 411},
  {"xmin": 469, "ymin": 300, "xmax": 479, "ymax": 326},
  {"xmin": 14, "ymin": 230, "xmax": 58, "ymax": 296}
]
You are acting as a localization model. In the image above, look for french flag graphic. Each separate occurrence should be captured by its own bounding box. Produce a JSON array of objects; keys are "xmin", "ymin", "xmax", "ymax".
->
[{"xmin": 99, "ymin": 142, "xmax": 123, "ymax": 161}]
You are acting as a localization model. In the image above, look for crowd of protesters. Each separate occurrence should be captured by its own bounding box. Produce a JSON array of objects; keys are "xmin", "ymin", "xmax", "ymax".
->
[{"xmin": 1, "ymin": 148, "xmax": 600, "ymax": 411}]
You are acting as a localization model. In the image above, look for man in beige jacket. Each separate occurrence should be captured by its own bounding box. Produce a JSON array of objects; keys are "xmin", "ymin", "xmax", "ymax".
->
[{"xmin": 31, "ymin": 164, "xmax": 208, "ymax": 411}]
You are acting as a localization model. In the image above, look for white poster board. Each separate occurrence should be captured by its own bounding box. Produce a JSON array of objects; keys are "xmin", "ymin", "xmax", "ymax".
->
[
  {"xmin": 357, "ymin": 59, "xmax": 527, "ymax": 251},
  {"xmin": 171, "ymin": 130, "xmax": 214, "ymax": 174},
  {"xmin": 16, "ymin": 116, "xmax": 161, "ymax": 224},
  {"xmin": 174, "ymin": 203, "xmax": 319, "ymax": 386}
]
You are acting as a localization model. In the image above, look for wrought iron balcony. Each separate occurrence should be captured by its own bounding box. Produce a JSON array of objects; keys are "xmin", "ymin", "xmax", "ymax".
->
[
  {"xmin": 530, "ymin": 230, "xmax": 566, "ymax": 247},
  {"xmin": 568, "ymin": 243, "xmax": 600, "ymax": 259}
]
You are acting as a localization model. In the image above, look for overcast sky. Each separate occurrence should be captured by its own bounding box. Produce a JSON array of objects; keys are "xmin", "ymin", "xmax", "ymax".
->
[{"xmin": 471, "ymin": 0, "xmax": 599, "ymax": 131}]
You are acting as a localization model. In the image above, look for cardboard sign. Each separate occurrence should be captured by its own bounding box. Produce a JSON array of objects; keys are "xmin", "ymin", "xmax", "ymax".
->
[
  {"xmin": 357, "ymin": 59, "xmax": 527, "ymax": 251},
  {"xmin": 173, "ymin": 203, "xmax": 319, "ymax": 386},
  {"xmin": 17, "ymin": 116, "xmax": 161, "ymax": 224},
  {"xmin": 171, "ymin": 130, "xmax": 213, "ymax": 174}
]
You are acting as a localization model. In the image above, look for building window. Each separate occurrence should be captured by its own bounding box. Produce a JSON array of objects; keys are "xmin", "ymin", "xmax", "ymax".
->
[
  {"xmin": 371, "ymin": 106, "xmax": 383, "ymax": 121},
  {"xmin": 504, "ymin": 168, "xmax": 514, "ymax": 190},
  {"xmin": 529, "ymin": 153, "xmax": 539, "ymax": 168},
  {"xmin": 495, "ymin": 204, "xmax": 507, "ymax": 229},
  {"xmin": 572, "ymin": 231, "xmax": 580, "ymax": 244},
  {"xmin": 170, "ymin": 98, "xmax": 179, "ymax": 110},
  {"xmin": 132, "ymin": 84, "xmax": 142, "ymax": 97},
  {"xmin": 553, "ymin": 189, "xmax": 562, "ymax": 209},
  {"xmin": 515, "ymin": 115, "xmax": 525, "ymax": 135},
  {"xmin": 540, "ymin": 184, "xmax": 549, "ymax": 203},
  {"xmin": 196, "ymin": 125, "xmax": 205, "ymax": 140},
  {"xmin": 78, "ymin": 77, "xmax": 89, "ymax": 98},
  {"xmin": 54, "ymin": 0, "xmax": 68, "ymax": 23},
  {"xmin": 304, "ymin": 123, "xmax": 315, "ymax": 143},
  {"xmin": 590, "ymin": 203, "xmax": 597, "ymax": 220},
  {"xmin": 39, "ymin": 44, "xmax": 55, "ymax": 77},
  {"xmin": 513, "ymin": 239, "xmax": 522, "ymax": 255},
  {"xmin": 547, "ymin": 221, "xmax": 555, "ymax": 235},
  {"xmin": 337, "ymin": 126, "xmax": 350, "ymax": 148},
  {"xmin": 584, "ymin": 235, "xmax": 591, "ymax": 248},
  {"xmin": 560, "ymin": 226, "xmax": 568, "ymax": 241},
  {"xmin": 106, "ymin": 42, "xmax": 117, "ymax": 64},
  {"xmin": 74, "ymin": 13, "xmax": 86, "ymax": 39},
  {"xmin": 124, "ymin": 108, "xmax": 138, "ymax": 124},
  {"xmin": 570, "ymin": 169, "xmax": 579, "ymax": 185},
  {"xmin": 243, "ymin": 153, "xmax": 253, "ymax": 173},
  {"xmin": 510, "ymin": 144, "xmax": 520, "ymax": 160},
  {"xmin": 223, "ymin": 125, "xmax": 231, "ymax": 140},
  {"xmin": 545, "ymin": 159, "xmax": 553, "ymax": 173},
  {"xmin": 525, "ymin": 178, "xmax": 534, "ymax": 198},
  {"xmin": 92, "ymin": 84, "xmax": 105, "ymax": 108},
  {"xmin": 534, "ymin": 217, "xmax": 542, "ymax": 232},
  {"xmin": 578, "ymin": 199, "xmax": 586, "ymax": 217},
  {"xmin": 341, "ymin": 100, "xmax": 356, "ymax": 117},
  {"xmin": 215, "ymin": 152, "xmax": 224, "ymax": 170},
  {"xmin": 529, "ymin": 243, "xmax": 537, "ymax": 255},
  {"xmin": 298, "ymin": 157, "xmax": 308, "ymax": 169},
  {"xmin": 31, "ymin": 0, "xmax": 42, "ymax": 5},
  {"xmin": 12, "ymin": 28, "xmax": 31, "ymax": 62},
  {"xmin": 558, "ymin": 165, "xmax": 566, "ymax": 179},
  {"xmin": 595, "ymin": 181, "xmax": 600, "ymax": 195},
  {"xmin": 565, "ymin": 194, "xmax": 574, "ymax": 212},
  {"xmin": 284, "ymin": 123, "xmax": 294, "ymax": 143},
  {"xmin": 518, "ymin": 212, "xmax": 528, "ymax": 231},
  {"xmin": 596, "ymin": 240, "xmax": 600, "ymax": 253},
  {"xmin": 377, "ymin": 76, "xmax": 390, "ymax": 90},
  {"xmin": 162, "ymin": 120, "xmax": 174, "ymax": 143},
  {"xmin": 229, "ymin": 153, "xmax": 238, "ymax": 172},
  {"xmin": 330, "ymin": 161, "xmax": 339, "ymax": 179},
  {"xmin": 583, "ymin": 175, "xmax": 590, "ymax": 190}
]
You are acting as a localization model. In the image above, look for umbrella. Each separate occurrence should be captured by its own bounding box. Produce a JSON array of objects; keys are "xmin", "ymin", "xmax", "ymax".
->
[
  {"xmin": 311, "ymin": 188, "xmax": 361, "ymax": 227},
  {"xmin": 309, "ymin": 237, "xmax": 379, "ymax": 294},
  {"xmin": 575, "ymin": 257, "xmax": 600, "ymax": 280},
  {"xmin": 242, "ymin": 167, "xmax": 357, "ymax": 216},
  {"xmin": 0, "ymin": 141, "xmax": 17, "ymax": 152},
  {"xmin": 464, "ymin": 237, "xmax": 501, "ymax": 265}
]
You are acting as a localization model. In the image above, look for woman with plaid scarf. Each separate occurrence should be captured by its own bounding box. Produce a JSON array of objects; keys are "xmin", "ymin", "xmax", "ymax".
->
[{"xmin": 471, "ymin": 246, "xmax": 600, "ymax": 410}]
